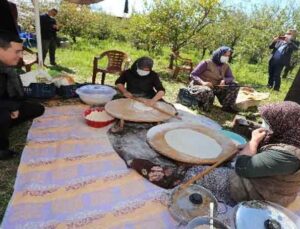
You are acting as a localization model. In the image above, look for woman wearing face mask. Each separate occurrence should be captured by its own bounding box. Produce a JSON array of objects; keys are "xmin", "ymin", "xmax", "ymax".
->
[
  {"xmin": 189, "ymin": 46, "xmax": 239, "ymax": 112},
  {"xmin": 185, "ymin": 101, "xmax": 300, "ymax": 207},
  {"xmin": 115, "ymin": 56, "xmax": 165, "ymax": 106}
]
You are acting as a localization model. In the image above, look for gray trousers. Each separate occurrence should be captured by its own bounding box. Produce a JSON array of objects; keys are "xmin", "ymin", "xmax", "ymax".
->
[{"xmin": 42, "ymin": 38, "xmax": 57, "ymax": 64}]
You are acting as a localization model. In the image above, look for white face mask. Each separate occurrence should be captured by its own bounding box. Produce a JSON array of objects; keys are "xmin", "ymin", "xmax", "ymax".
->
[
  {"xmin": 261, "ymin": 119, "xmax": 270, "ymax": 130},
  {"xmin": 220, "ymin": 56, "xmax": 229, "ymax": 64},
  {"xmin": 137, "ymin": 68, "xmax": 150, "ymax": 76}
]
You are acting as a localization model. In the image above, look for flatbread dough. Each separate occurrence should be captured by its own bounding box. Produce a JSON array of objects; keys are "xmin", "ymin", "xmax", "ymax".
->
[
  {"xmin": 164, "ymin": 128, "xmax": 222, "ymax": 159},
  {"xmin": 132, "ymin": 101, "xmax": 153, "ymax": 111}
]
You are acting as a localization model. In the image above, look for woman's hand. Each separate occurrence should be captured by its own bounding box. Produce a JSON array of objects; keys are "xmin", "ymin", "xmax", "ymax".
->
[
  {"xmin": 123, "ymin": 91, "xmax": 133, "ymax": 99},
  {"xmin": 219, "ymin": 80, "xmax": 226, "ymax": 87},
  {"xmin": 202, "ymin": 81, "xmax": 213, "ymax": 88},
  {"xmin": 239, "ymin": 128, "xmax": 267, "ymax": 157},
  {"xmin": 144, "ymin": 99, "xmax": 156, "ymax": 107},
  {"xmin": 251, "ymin": 128, "xmax": 267, "ymax": 145}
]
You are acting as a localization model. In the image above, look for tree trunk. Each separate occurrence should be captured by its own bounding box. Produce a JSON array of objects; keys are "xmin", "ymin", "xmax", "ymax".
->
[
  {"xmin": 201, "ymin": 48, "xmax": 207, "ymax": 59},
  {"xmin": 168, "ymin": 48, "xmax": 179, "ymax": 69},
  {"xmin": 285, "ymin": 68, "xmax": 300, "ymax": 104},
  {"xmin": 72, "ymin": 36, "xmax": 77, "ymax": 43}
]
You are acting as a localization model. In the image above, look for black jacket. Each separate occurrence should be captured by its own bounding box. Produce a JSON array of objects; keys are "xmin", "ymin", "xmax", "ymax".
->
[
  {"xmin": 0, "ymin": 63, "xmax": 24, "ymax": 111},
  {"xmin": 40, "ymin": 14, "xmax": 58, "ymax": 40}
]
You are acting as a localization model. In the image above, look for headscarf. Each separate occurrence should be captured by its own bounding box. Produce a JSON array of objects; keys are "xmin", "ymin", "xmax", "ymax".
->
[
  {"xmin": 259, "ymin": 101, "xmax": 300, "ymax": 149},
  {"xmin": 211, "ymin": 46, "xmax": 232, "ymax": 65},
  {"xmin": 131, "ymin": 57, "xmax": 154, "ymax": 71}
]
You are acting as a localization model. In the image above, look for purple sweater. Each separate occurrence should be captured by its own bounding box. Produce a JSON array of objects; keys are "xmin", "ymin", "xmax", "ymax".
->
[{"xmin": 190, "ymin": 61, "xmax": 234, "ymax": 84}]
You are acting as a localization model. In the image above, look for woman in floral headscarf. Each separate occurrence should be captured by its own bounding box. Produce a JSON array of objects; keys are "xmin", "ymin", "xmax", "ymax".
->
[
  {"xmin": 230, "ymin": 101, "xmax": 300, "ymax": 206},
  {"xmin": 189, "ymin": 46, "xmax": 239, "ymax": 112},
  {"xmin": 185, "ymin": 101, "xmax": 300, "ymax": 207}
]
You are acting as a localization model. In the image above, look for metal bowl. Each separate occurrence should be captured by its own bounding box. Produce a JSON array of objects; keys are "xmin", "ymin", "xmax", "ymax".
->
[
  {"xmin": 233, "ymin": 200, "xmax": 300, "ymax": 229},
  {"xmin": 168, "ymin": 184, "xmax": 218, "ymax": 223},
  {"xmin": 187, "ymin": 216, "xmax": 230, "ymax": 229}
]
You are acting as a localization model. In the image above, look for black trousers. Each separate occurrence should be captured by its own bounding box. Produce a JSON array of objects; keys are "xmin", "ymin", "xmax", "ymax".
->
[
  {"xmin": 0, "ymin": 101, "xmax": 44, "ymax": 150},
  {"xmin": 42, "ymin": 38, "xmax": 57, "ymax": 64}
]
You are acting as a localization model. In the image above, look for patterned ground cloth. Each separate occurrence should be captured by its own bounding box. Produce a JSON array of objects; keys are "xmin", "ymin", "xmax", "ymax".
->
[
  {"xmin": 184, "ymin": 165, "xmax": 237, "ymax": 207},
  {"xmin": 108, "ymin": 122, "xmax": 189, "ymax": 189},
  {"xmin": 1, "ymin": 105, "xmax": 178, "ymax": 229},
  {"xmin": 2, "ymin": 104, "xmax": 300, "ymax": 228}
]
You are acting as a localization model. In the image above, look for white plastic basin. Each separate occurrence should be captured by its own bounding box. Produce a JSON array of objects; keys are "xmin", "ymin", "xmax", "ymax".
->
[{"xmin": 76, "ymin": 85, "xmax": 117, "ymax": 105}]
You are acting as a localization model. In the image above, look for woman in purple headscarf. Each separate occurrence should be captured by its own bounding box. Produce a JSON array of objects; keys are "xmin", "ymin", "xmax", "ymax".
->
[
  {"xmin": 190, "ymin": 46, "xmax": 239, "ymax": 112},
  {"xmin": 185, "ymin": 101, "xmax": 300, "ymax": 207}
]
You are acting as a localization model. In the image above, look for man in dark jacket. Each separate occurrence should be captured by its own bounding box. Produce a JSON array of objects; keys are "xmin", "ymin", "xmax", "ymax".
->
[
  {"xmin": 268, "ymin": 29, "xmax": 299, "ymax": 91},
  {"xmin": 40, "ymin": 8, "xmax": 59, "ymax": 65},
  {"xmin": 0, "ymin": 31, "xmax": 44, "ymax": 160}
]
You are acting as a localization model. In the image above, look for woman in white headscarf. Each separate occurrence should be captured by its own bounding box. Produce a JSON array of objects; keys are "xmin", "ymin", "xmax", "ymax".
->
[{"xmin": 115, "ymin": 56, "xmax": 165, "ymax": 107}]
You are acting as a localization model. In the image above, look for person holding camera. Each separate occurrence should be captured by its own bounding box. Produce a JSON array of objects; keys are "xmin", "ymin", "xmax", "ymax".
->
[{"xmin": 268, "ymin": 29, "xmax": 299, "ymax": 91}]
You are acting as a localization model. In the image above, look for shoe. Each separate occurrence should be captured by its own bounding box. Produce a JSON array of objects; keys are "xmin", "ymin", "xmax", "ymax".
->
[
  {"xmin": 50, "ymin": 62, "xmax": 57, "ymax": 66},
  {"xmin": 267, "ymin": 85, "xmax": 273, "ymax": 89},
  {"xmin": 0, "ymin": 149, "xmax": 17, "ymax": 160}
]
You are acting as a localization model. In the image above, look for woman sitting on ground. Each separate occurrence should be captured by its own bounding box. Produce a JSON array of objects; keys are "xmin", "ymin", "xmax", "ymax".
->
[
  {"xmin": 115, "ymin": 56, "xmax": 165, "ymax": 106},
  {"xmin": 185, "ymin": 101, "xmax": 300, "ymax": 207},
  {"xmin": 190, "ymin": 46, "xmax": 239, "ymax": 112}
]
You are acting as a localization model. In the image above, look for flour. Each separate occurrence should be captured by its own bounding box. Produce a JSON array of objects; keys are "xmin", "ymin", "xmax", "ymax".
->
[{"xmin": 85, "ymin": 110, "xmax": 113, "ymax": 122}]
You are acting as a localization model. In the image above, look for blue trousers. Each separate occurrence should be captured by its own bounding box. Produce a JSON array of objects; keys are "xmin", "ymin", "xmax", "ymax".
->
[{"xmin": 268, "ymin": 59, "xmax": 285, "ymax": 90}]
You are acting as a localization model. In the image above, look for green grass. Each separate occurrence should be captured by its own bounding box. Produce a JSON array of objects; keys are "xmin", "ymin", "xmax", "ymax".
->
[{"xmin": 0, "ymin": 38, "xmax": 296, "ymax": 222}]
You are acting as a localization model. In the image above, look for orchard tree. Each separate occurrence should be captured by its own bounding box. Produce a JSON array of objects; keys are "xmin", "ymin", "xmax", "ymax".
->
[
  {"xmin": 133, "ymin": 0, "xmax": 221, "ymax": 68},
  {"xmin": 57, "ymin": 2, "xmax": 94, "ymax": 42}
]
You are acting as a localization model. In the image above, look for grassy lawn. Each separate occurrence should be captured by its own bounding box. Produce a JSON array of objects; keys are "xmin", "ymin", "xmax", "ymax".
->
[{"xmin": 0, "ymin": 39, "xmax": 296, "ymax": 221}]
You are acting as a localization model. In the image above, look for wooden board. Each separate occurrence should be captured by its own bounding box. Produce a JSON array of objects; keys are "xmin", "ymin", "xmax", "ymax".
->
[
  {"xmin": 104, "ymin": 98, "xmax": 177, "ymax": 122},
  {"xmin": 147, "ymin": 122, "xmax": 237, "ymax": 164},
  {"xmin": 235, "ymin": 87, "xmax": 269, "ymax": 110}
]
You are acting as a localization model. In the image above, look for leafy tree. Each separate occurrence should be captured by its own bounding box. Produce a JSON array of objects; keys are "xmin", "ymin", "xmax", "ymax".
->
[
  {"xmin": 129, "ymin": 0, "xmax": 221, "ymax": 68},
  {"xmin": 57, "ymin": 2, "xmax": 94, "ymax": 42}
]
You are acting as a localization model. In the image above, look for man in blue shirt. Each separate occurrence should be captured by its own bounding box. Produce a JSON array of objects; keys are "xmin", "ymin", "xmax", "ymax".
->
[{"xmin": 268, "ymin": 29, "xmax": 299, "ymax": 91}]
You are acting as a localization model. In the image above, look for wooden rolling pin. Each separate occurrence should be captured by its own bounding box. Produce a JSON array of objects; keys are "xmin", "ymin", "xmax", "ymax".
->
[
  {"xmin": 179, "ymin": 150, "xmax": 238, "ymax": 191},
  {"xmin": 131, "ymin": 97, "xmax": 181, "ymax": 120}
]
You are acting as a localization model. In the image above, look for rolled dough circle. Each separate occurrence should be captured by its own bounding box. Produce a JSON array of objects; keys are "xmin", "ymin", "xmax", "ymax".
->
[
  {"xmin": 132, "ymin": 101, "xmax": 153, "ymax": 111},
  {"xmin": 164, "ymin": 128, "xmax": 222, "ymax": 159}
]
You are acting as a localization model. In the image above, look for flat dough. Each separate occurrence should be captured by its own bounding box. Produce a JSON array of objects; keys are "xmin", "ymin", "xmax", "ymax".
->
[
  {"xmin": 132, "ymin": 101, "xmax": 153, "ymax": 111},
  {"xmin": 164, "ymin": 128, "xmax": 222, "ymax": 159}
]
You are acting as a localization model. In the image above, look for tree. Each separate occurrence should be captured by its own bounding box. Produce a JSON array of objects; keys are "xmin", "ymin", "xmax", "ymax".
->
[
  {"xmin": 57, "ymin": 2, "xmax": 94, "ymax": 42},
  {"xmin": 190, "ymin": 8, "xmax": 249, "ymax": 61},
  {"xmin": 130, "ymin": 0, "xmax": 221, "ymax": 68}
]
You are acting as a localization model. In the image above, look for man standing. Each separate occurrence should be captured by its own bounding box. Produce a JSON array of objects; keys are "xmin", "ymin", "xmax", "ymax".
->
[
  {"xmin": 0, "ymin": 31, "xmax": 44, "ymax": 160},
  {"xmin": 268, "ymin": 29, "xmax": 299, "ymax": 91},
  {"xmin": 40, "ymin": 8, "xmax": 59, "ymax": 66}
]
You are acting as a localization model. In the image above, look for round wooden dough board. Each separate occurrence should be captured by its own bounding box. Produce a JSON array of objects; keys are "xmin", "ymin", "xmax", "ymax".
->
[
  {"xmin": 104, "ymin": 98, "xmax": 177, "ymax": 122},
  {"xmin": 147, "ymin": 122, "xmax": 237, "ymax": 164}
]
